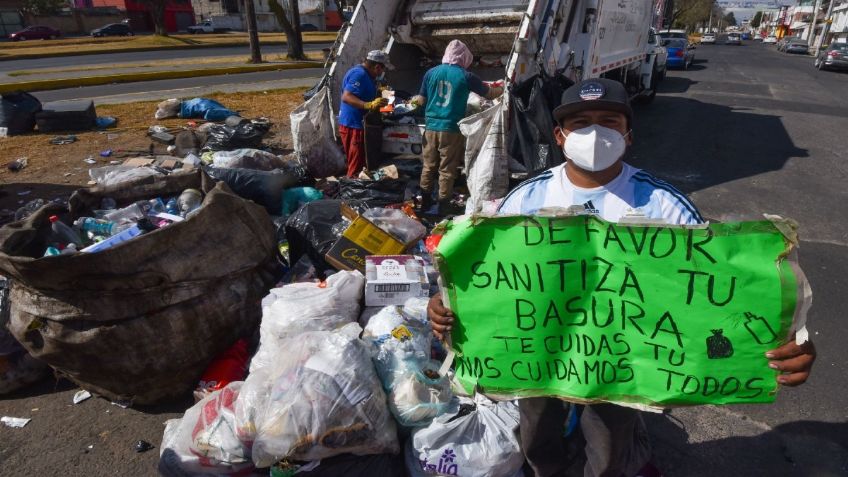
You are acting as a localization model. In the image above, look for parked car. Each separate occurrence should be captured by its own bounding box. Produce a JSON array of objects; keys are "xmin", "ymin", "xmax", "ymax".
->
[
  {"xmin": 785, "ymin": 40, "xmax": 809, "ymax": 55},
  {"xmin": 91, "ymin": 23, "xmax": 133, "ymax": 37},
  {"xmin": 658, "ymin": 29, "xmax": 688, "ymax": 41},
  {"xmin": 777, "ymin": 36, "xmax": 799, "ymax": 51},
  {"xmin": 726, "ymin": 33, "xmax": 742, "ymax": 45},
  {"xmin": 8, "ymin": 26, "xmax": 61, "ymax": 41},
  {"xmin": 299, "ymin": 23, "xmax": 320, "ymax": 32},
  {"xmin": 187, "ymin": 20, "xmax": 230, "ymax": 34},
  {"xmin": 701, "ymin": 33, "xmax": 716, "ymax": 44},
  {"xmin": 664, "ymin": 38, "xmax": 695, "ymax": 69},
  {"xmin": 814, "ymin": 43, "xmax": 848, "ymax": 71},
  {"xmin": 763, "ymin": 35, "xmax": 778, "ymax": 44}
]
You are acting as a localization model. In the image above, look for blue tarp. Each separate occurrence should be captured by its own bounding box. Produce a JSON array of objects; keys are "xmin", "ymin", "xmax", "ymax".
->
[{"xmin": 179, "ymin": 98, "xmax": 237, "ymax": 121}]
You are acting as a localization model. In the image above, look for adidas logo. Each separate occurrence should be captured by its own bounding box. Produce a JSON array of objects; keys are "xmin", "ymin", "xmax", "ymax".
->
[{"xmin": 583, "ymin": 200, "xmax": 600, "ymax": 214}]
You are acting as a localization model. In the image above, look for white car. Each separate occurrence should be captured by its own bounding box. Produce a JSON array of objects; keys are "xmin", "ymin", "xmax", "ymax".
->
[
  {"xmin": 763, "ymin": 36, "xmax": 778, "ymax": 44},
  {"xmin": 701, "ymin": 33, "xmax": 716, "ymax": 44}
]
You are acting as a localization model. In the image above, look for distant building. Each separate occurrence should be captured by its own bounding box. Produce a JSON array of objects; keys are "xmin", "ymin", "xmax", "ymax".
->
[
  {"xmin": 188, "ymin": 0, "xmax": 344, "ymax": 32},
  {"xmin": 80, "ymin": 0, "xmax": 195, "ymax": 33},
  {"xmin": 830, "ymin": 0, "xmax": 848, "ymax": 44}
]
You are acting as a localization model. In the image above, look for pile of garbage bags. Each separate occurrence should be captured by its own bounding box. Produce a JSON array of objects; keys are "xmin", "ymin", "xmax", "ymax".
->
[{"xmin": 159, "ymin": 266, "xmax": 525, "ymax": 476}]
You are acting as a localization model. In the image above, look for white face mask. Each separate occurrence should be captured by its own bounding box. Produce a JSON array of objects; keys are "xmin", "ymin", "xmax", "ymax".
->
[{"xmin": 561, "ymin": 125, "xmax": 628, "ymax": 172}]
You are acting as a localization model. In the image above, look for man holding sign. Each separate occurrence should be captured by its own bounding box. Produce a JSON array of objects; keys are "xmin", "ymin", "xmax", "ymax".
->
[{"xmin": 428, "ymin": 78, "xmax": 816, "ymax": 477}]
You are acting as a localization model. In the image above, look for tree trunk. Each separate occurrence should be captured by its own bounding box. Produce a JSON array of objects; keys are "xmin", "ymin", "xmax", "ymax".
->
[
  {"xmin": 268, "ymin": 0, "xmax": 306, "ymax": 60},
  {"xmin": 244, "ymin": 0, "xmax": 262, "ymax": 63},
  {"xmin": 150, "ymin": 0, "xmax": 168, "ymax": 36}
]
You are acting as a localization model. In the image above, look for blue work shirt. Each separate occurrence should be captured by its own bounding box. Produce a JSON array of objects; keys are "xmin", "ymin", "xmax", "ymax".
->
[
  {"xmin": 339, "ymin": 64, "xmax": 377, "ymax": 129},
  {"xmin": 419, "ymin": 64, "xmax": 488, "ymax": 132}
]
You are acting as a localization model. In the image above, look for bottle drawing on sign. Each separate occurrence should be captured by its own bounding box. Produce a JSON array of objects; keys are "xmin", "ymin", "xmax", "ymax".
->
[
  {"xmin": 706, "ymin": 329, "xmax": 733, "ymax": 359},
  {"xmin": 743, "ymin": 311, "xmax": 778, "ymax": 345}
]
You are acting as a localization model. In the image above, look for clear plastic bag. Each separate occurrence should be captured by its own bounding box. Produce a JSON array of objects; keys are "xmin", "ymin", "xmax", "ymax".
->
[
  {"xmin": 250, "ymin": 271, "xmax": 365, "ymax": 373},
  {"xmin": 236, "ymin": 323, "xmax": 398, "ymax": 466},
  {"xmin": 362, "ymin": 306, "xmax": 450, "ymax": 427},
  {"xmin": 88, "ymin": 165, "xmax": 163, "ymax": 187},
  {"xmin": 405, "ymin": 395, "xmax": 524, "ymax": 477},
  {"xmin": 210, "ymin": 148, "xmax": 287, "ymax": 171},
  {"xmin": 361, "ymin": 208, "xmax": 426, "ymax": 244},
  {"xmin": 387, "ymin": 359, "xmax": 452, "ymax": 427},
  {"xmin": 159, "ymin": 382, "xmax": 254, "ymax": 476}
]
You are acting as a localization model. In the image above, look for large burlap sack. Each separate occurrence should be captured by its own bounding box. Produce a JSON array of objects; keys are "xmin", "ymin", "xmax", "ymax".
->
[{"xmin": 0, "ymin": 171, "xmax": 277, "ymax": 405}]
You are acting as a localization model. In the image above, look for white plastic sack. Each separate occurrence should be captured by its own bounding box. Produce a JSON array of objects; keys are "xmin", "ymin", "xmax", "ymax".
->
[
  {"xmin": 250, "ymin": 271, "xmax": 365, "ymax": 373},
  {"xmin": 406, "ymin": 395, "xmax": 524, "ymax": 477},
  {"xmin": 155, "ymin": 98, "xmax": 181, "ymax": 120},
  {"xmin": 159, "ymin": 382, "xmax": 253, "ymax": 476},
  {"xmin": 236, "ymin": 323, "xmax": 398, "ymax": 466},
  {"xmin": 362, "ymin": 306, "xmax": 432, "ymax": 371},
  {"xmin": 459, "ymin": 99, "xmax": 510, "ymax": 214},
  {"xmin": 290, "ymin": 86, "xmax": 345, "ymax": 178}
]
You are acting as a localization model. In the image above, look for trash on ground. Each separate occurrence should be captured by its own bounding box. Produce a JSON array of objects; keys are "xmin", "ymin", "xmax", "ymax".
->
[
  {"xmin": 1, "ymin": 416, "xmax": 31, "ymax": 428},
  {"xmin": 73, "ymin": 390, "xmax": 92, "ymax": 404},
  {"xmin": 100, "ymin": 149, "xmax": 112, "ymax": 158},
  {"xmin": 84, "ymin": 156, "xmax": 97, "ymax": 165},
  {"xmin": 37, "ymin": 100, "xmax": 96, "ymax": 132},
  {"xmin": 50, "ymin": 135, "xmax": 77, "ymax": 145},
  {"xmin": 7, "ymin": 157, "xmax": 27, "ymax": 172},
  {"xmin": 194, "ymin": 338, "xmax": 249, "ymax": 402},
  {"xmin": 95, "ymin": 116, "xmax": 117, "ymax": 129},
  {"xmin": 134, "ymin": 440, "xmax": 154, "ymax": 453}
]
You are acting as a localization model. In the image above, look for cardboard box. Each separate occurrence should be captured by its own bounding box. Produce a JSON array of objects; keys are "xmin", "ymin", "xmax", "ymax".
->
[
  {"xmin": 325, "ymin": 204, "xmax": 419, "ymax": 272},
  {"xmin": 364, "ymin": 255, "xmax": 429, "ymax": 306}
]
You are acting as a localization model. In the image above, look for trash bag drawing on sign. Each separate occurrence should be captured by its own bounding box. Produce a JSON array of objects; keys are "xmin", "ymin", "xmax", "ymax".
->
[
  {"xmin": 706, "ymin": 329, "xmax": 734, "ymax": 359},
  {"xmin": 743, "ymin": 311, "xmax": 778, "ymax": 345}
]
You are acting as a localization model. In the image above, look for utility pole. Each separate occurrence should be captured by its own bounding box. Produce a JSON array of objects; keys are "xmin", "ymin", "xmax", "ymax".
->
[
  {"xmin": 814, "ymin": 0, "xmax": 836, "ymax": 56},
  {"xmin": 244, "ymin": 0, "xmax": 262, "ymax": 64},
  {"xmin": 808, "ymin": 0, "xmax": 824, "ymax": 45}
]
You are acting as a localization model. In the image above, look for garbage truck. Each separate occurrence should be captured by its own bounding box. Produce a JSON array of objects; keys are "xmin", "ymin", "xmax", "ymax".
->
[{"xmin": 291, "ymin": 0, "xmax": 663, "ymax": 210}]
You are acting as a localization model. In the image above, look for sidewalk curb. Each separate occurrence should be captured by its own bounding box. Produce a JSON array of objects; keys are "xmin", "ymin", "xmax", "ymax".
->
[
  {"xmin": 0, "ymin": 38, "xmax": 332, "ymax": 62},
  {"xmin": 0, "ymin": 61, "xmax": 323, "ymax": 94}
]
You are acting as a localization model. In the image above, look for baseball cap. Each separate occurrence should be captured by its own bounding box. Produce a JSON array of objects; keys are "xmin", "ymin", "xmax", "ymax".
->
[
  {"xmin": 366, "ymin": 50, "xmax": 394, "ymax": 69},
  {"xmin": 552, "ymin": 78, "xmax": 633, "ymax": 124}
]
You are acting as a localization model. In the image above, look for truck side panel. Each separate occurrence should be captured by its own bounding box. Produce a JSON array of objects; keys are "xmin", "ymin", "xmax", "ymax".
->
[{"xmin": 590, "ymin": 0, "xmax": 652, "ymax": 75}]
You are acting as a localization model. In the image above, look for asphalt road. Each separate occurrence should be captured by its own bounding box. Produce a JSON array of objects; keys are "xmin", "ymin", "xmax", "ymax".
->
[
  {"xmin": 30, "ymin": 68, "xmax": 325, "ymax": 104},
  {"xmin": 0, "ymin": 43, "xmax": 332, "ymax": 73},
  {"xmin": 1, "ymin": 42, "xmax": 847, "ymax": 476},
  {"xmin": 630, "ymin": 41, "xmax": 848, "ymax": 476}
]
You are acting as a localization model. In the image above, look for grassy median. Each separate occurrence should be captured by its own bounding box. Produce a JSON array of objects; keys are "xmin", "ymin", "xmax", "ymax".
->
[{"xmin": 0, "ymin": 32, "xmax": 338, "ymax": 60}]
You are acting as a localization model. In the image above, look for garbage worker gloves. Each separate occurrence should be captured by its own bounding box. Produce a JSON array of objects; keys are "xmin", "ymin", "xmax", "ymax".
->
[
  {"xmin": 485, "ymin": 85, "xmax": 504, "ymax": 100},
  {"xmin": 365, "ymin": 97, "xmax": 389, "ymax": 111},
  {"xmin": 410, "ymin": 95, "xmax": 427, "ymax": 107}
]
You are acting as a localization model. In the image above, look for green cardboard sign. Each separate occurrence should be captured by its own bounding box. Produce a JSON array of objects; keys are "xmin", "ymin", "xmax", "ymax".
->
[{"xmin": 435, "ymin": 215, "xmax": 800, "ymax": 406}]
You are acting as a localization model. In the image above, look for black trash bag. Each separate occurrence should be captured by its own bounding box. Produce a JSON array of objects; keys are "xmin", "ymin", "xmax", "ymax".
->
[
  {"xmin": 508, "ymin": 72, "xmax": 574, "ymax": 175},
  {"xmin": 204, "ymin": 164, "xmax": 304, "ymax": 215},
  {"xmin": 338, "ymin": 177, "xmax": 407, "ymax": 210},
  {"xmin": 202, "ymin": 120, "xmax": 271, "ymax": 152},
  {"xmin": 303, "ymin": 74, "xmax": 330, "ymax": 101},
  {"xmin": 284, "ymin": 199, "xmax": 346, "ymax": 279},
  {"xmin": 289, "ymin": 453, "xmax": 405, "ymax": 476},
  {"xmin": 0, "ymin": 92, "xmax": 42, "ymax": 136},
  {"xmin": 706, "ymin": 329, "xmax": 734, "ymax": 359}
]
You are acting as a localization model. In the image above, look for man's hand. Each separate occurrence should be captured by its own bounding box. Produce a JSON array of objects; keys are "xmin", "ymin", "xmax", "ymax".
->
[
  {"xmin": 427, "ymin": 292, "xmax": 453, "ymax": 341},
  {"xmin": 767, "ymin": 335, "xmax": 816, "ymax": 386},
  {"xmin": 410, "ymin": 95, "xmax": 426, "ymax": 107},
  {"xmin": 364, "ymin": 97, "xmax": 388, "ymax": 111}
]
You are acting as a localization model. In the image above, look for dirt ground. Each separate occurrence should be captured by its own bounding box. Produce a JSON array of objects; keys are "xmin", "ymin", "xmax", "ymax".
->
[
  {"xmin": 0, "ymin": 88, "xmax": 307, "ymax": 220},
  {"xmin": 0, "ymin": 87, "xmax": 308, "ymax": 476}
]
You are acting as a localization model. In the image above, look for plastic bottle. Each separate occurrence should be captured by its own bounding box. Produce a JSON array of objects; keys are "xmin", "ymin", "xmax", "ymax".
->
[
  {"xmin": 43, "ymin": 247, "xmax": 60, "ymax": 257},
  {"xmin": 74, "ymin": 217, "xmax": 124, "ymax": 237},
  {"xmin": 60, "ymin": 244, "xmax": 78, "ymax": 255},
  {"xmin": 177, "ymin": 189, "xmax": 202, "ymax": 217},
  {"xmin": 145, "ymin": 198, "xmax": 166, "ymax": 215},
  {"xmin": 15, "ymin": 199, "xmax": 45, "ymax": 221},
  {"xmin": 49, "ymin": 215, "xmax": 83, "ymax": 247},
  {"xmin": 165, "ymin": 197, "xmax": 180, "ymax": 215},
  {"xmin": 81, "ymin": 218, "xmax": 157, "ymax": 253}
]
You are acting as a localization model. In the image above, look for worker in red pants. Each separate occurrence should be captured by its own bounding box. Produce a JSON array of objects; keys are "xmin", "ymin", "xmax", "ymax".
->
[{"xmin": 338, "ymin": 50, "xmax": 390, "ymax": 177}]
